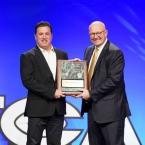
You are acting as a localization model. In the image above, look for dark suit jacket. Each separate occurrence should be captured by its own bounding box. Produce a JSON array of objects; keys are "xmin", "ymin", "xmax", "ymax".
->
[
  {"xmin": 82, "ymin": 41, "xmax": 131, "ymax": 123},
  {"xmin": 20, "ymin": 46, "xmax": 68, "ymax": 117}
]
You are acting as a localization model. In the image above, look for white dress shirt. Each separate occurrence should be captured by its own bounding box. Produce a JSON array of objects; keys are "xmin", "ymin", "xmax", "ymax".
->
[
  {"xmin": 88, "ymin": 39, "xmax": 108, "ymax": 71},
  {"xmin": 39, "ymin": 46, "xmax": 56, "ymax": 80}
]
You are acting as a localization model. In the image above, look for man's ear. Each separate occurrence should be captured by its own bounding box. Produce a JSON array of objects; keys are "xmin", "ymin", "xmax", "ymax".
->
[{"xmin": 105, "ymin": 29, "xmax": 108, "ymax": 37}]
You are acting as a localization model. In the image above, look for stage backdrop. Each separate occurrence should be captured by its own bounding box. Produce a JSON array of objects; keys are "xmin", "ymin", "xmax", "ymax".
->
[{"xmin": 0, "ymin": 0, "xmax": 145, "ymax": 144}]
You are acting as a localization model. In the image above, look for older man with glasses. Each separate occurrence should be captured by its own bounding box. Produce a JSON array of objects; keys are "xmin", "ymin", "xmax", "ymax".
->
[{"xmin": 77, "ymin": 21, "xmax": 131, "ymax": 145}]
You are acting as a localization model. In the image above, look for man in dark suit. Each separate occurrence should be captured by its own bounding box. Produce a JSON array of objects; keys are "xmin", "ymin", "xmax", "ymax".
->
[
  {"xmin": 78, "ymin": 21, "xmax": 131, "ymax": 145},
  {"xmin": 20, "ymin": 21, "xmax": 68, "ymax": 145}
]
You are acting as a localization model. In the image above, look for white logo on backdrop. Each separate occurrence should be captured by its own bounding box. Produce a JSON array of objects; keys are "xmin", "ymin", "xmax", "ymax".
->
[{"xmin": 0, "ymin": 98, "xmax": 141, "ymax": 145}]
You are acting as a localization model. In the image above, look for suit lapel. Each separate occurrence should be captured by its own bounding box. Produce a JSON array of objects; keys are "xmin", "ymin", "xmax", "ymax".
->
[
  {"xmin": 54, "ymin": 48, "xmax": 61, "ymax": 60},
  {"xmin": 96, "ymin": 41, "xmax": 109, "ymax": 65},
  {"xmin": 54, "ymin": 48, "xmax": 60, "ymax": 60},
  {"xmin": 86, "ymin": 46, "xmax": 95, "ymax": 65},
  {"xmin": 93, "ymin": 41, "xmax": 110, "ymax": 75}
]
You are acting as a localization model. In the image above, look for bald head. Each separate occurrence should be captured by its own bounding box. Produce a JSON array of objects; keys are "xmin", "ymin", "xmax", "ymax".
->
[
  {"xmin": 89, "ymin": 21, "xmax": 106, "ymax": 31},
  {"xmin": 89, "ymin": 21, "xmax": 108, "ymax": 47}
]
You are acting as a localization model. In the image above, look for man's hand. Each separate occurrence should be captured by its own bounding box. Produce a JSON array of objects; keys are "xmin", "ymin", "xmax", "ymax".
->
[
  {"xmin": 75, "ymin": 89, "xmax": 90, "ymax": 100},
  {"xmin": 54, "ymin": 89, "xmax": 65, "ymax": 99},
  {"xmin": 68, "ymin": 58, "xmax": 81, "ymax": 62}
]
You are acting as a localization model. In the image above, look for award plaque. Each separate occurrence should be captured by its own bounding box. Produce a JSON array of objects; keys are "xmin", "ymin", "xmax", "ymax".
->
[{"xmin": 57, "ymin": 60, "xmax": 88, "ymax": 95}]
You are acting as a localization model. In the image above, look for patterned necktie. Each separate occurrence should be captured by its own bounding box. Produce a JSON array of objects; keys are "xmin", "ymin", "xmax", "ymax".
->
[{"xmin": 88, "ymin": 47, "xmax": 99, "ymax": 88}]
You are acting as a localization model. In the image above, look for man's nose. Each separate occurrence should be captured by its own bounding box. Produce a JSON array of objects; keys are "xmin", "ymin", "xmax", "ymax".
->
[
  {"xmin": 42, "ymin": 34, "xmax": 46, "ymax": 38},
  {"xmin": 94, "ymin": 34, "xmax": 98, "ymax": 39}
]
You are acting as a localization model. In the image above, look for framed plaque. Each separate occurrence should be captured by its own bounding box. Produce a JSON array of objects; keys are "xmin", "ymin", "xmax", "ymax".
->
[{"xmin": 57, "ymin": 60, "xmax": 88, "ymax": 95}]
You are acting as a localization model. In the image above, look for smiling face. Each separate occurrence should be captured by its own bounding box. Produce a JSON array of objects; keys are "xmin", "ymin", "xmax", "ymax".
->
[
  {"xmin": 89, "ymin": 21, "xmax": 108, "ymax": 47},
  {"xmin": 35, "ymin": 26, "xmax": 53, "ymax": 50}
]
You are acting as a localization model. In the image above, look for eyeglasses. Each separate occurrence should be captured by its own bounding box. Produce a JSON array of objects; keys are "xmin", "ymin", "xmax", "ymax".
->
[{"xmin": 89, "ymin": 30, "xmax": 105, "ymax": 36}]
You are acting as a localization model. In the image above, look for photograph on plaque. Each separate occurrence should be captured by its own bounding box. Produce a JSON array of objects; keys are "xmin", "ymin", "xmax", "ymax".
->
[{"xmin": 57, "ymin": 60, "xmax": 88, "ymax": 95}]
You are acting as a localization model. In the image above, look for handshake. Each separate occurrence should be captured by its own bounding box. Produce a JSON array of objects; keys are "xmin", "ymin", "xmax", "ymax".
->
[{"xmin": 55, "ymin": 58, "xmax": 90, "ymax": 100}]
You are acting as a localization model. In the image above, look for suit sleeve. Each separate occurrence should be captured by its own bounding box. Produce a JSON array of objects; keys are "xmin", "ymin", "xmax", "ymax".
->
[
  {"xmin": 64, "ymin": 52, "xmax": 68, "ymax": 60},
  {"xmin": 91, "ymin": 49, "xmax": 125, "ymax": 102},
  {"xmin": 20, "ymin": 53, "xmax": 55, "ymax": 100}
]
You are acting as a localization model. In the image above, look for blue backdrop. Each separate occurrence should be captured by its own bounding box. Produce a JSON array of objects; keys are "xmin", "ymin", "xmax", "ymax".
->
[{"xmin": 0, "ymin": 0, "xmax": 145, "ymax": 144}]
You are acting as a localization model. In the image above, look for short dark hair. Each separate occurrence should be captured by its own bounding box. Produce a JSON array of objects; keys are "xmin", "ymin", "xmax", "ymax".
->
[{"xmin": 35, "ymin": 21, "xmax": 53, "ymax": 34}]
